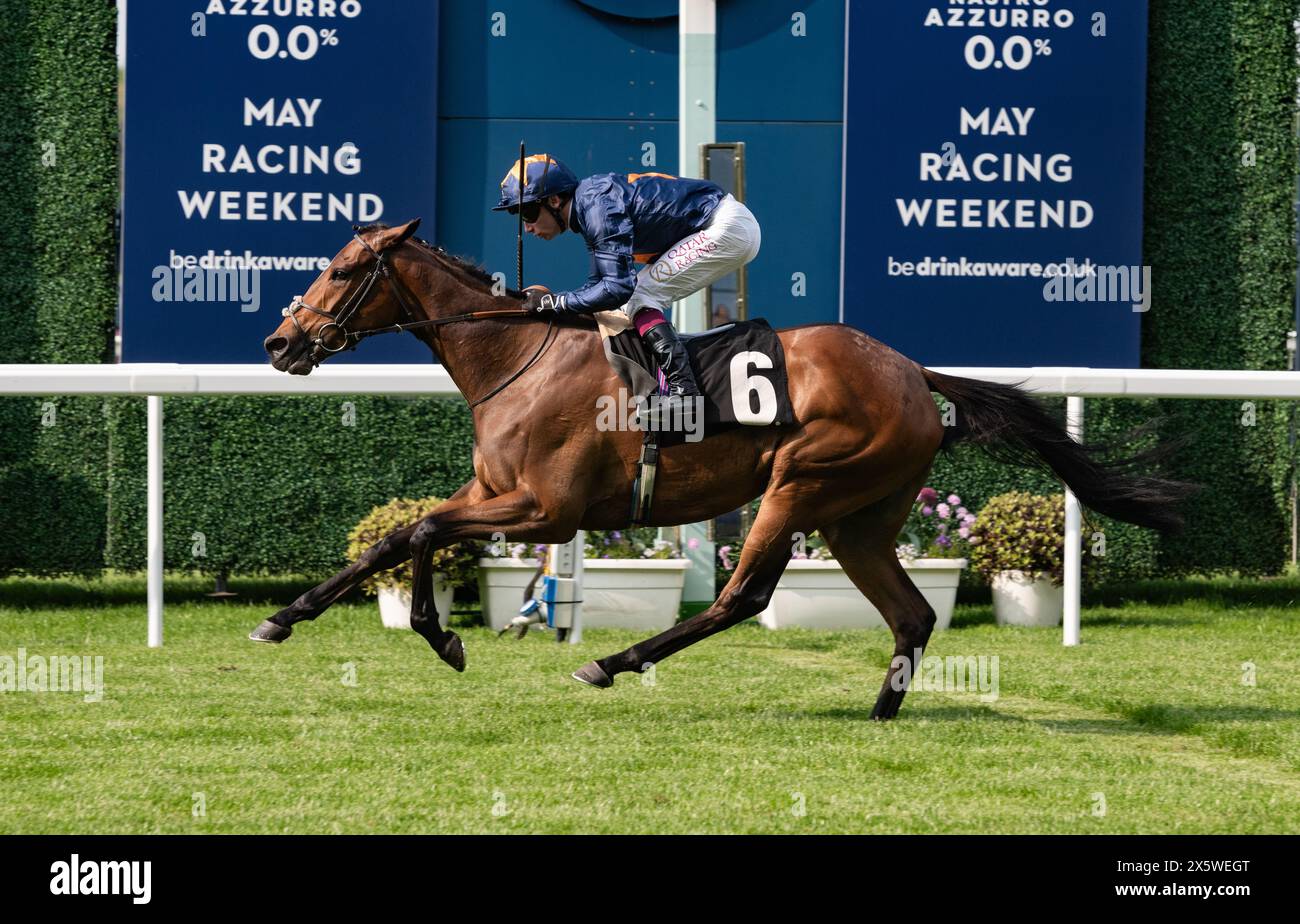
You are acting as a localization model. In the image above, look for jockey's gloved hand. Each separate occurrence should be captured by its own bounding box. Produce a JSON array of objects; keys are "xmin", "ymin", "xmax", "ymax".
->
[{"xmin": 523, "ymin": 289, "xmax": 568, "ymax": 317}]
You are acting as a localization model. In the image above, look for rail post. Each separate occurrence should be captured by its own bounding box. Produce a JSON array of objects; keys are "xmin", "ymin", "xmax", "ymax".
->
[
  {"xmin": 1063, "ymin": 396, "xmax": 1084, "ymax": 646},
  {"xmin": 147, "ymin": 395, "xmax": 163, "ymax": 648}
]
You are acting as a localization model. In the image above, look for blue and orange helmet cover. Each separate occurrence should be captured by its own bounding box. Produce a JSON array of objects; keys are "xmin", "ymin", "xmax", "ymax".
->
[{"xmin": 493, "ymin": 154, "xmax": 579, "ymax": 211}]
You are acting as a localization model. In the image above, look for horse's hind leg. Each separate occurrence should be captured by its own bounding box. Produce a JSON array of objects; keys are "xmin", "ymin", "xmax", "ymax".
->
[
  {"xmin": 573, "ymin": 485, "xmax": 811, "ymax": 686},
  {"xmin": 819, "ymin": 480, "xmax": 936, "ymax": 720}
]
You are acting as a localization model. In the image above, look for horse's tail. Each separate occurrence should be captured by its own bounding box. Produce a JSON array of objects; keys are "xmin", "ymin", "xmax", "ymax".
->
[{"xmin": 918, "ymin": 366, "xmax": 1197, "ymax": 534}]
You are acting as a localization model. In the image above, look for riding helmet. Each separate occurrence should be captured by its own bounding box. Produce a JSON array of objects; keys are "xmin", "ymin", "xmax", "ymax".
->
[{"xmin": 492, "ymin": 154, "xmax": 579, "ymax": 211}]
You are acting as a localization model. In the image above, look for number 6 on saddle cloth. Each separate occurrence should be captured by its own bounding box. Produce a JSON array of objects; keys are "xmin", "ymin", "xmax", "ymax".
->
[{"xmin": 597, "ymin": 316, "xmax": 795, "ymax": 449}]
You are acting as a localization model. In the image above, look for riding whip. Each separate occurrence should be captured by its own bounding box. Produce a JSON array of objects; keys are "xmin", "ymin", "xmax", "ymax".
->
[{"xmin": 517, "ymin": 140, "xmax": 525, "ymax": 291}]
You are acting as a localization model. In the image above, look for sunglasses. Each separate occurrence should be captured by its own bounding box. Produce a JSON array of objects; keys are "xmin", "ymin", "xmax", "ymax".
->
[{"xmin": 508, "ymin": 200, "xmax": 543, "ymax": 223}]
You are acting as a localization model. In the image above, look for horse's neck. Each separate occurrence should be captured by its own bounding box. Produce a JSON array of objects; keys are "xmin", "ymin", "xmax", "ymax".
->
[
  {"xmin": 434, "ymin": 316, "xmax": 548, "ymax": 406},
  {"xmin": 408, "ymin": 264, "xmax": 541, "ymax": 406}
]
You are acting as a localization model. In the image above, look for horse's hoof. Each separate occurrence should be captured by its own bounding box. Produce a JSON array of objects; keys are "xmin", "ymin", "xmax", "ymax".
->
[
  {"xmin": 571, "ymin": 661, "xmax": 613, "ymax": 689},
  {"xmin": 249, "ymin": 620, "xmax": 291, "ymax": 644},
  {"xmin": 430, "ymin": 631, "xmax": 466, "ymax": 672}
]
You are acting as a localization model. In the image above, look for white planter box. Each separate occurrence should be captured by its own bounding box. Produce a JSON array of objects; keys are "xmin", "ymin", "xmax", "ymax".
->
[
  {"xmin": 377, "ymin": 573, "xmax": 453, "ymax": 630},
  {"xmin": 991, "ymin": 570, "xmax": 1063, "ymax": 627},
  {"xmin": 478, "ymin": 558, "xmax": 543, "ymax": 632},
  {"xmin": 758, "ymin": 558, "xmax": 966, "ymax": 631},
  {"xmin": 582, "ymin": 559, "xmax": 691, "ymax": 631},
  {"xmin": 477, "ymin": 558, "xmax": 690, "ymax": 632}
]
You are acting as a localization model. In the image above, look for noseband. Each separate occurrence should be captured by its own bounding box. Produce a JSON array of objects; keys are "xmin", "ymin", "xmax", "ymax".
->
[{"xmin": 282, "ymin": 232, "xmax": 549, "ymax": 407}]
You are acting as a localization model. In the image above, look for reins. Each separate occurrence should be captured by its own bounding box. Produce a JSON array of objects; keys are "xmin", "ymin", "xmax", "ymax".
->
[{"xmin": 284, "ymin": 232, "xmax": 553, "ymax": 408}]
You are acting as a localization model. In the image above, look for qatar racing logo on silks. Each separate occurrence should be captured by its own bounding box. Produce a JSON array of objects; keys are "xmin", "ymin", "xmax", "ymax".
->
[
  {"xmin": 650, "ymin": 229, "xmax": 719, "ymax": 282},
  {"xmin": 649, "ymin": 261, "xmax": 674, "ymax": 283}
]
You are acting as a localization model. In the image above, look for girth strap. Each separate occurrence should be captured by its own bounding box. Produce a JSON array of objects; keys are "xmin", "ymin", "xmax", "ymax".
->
[{"xmin": 630, "ymin": 432, "xmax": 659, "ymax": 525}]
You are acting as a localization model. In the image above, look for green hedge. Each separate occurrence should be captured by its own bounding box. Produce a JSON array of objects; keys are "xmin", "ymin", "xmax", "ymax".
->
[
  {"xmin": 0, "ymin": 0, "xmax": 1296, "ymax": 581},
  {"xmin": 104, "ymin": 396, "xmax": 477, "ymax": 575},
  {"xmin": 0, "ymin": 0, "xmax": 117, "ymax": 575},
  {"xmin": 0, "ymin": 397, "xmax": 113, "ymax": 576},
  {"xmin": 0, "ymin": 0, "xmax": 118, "ymax": 366},
  {"xmin": 1140, "ymin": 0, "xmax": 1297, "ymax": 573}
]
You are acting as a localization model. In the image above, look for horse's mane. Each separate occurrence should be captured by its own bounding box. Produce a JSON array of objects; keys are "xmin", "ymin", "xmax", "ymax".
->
[
  {"xmin": 355, "ymin": 222, "xmax": 525, "ymax": 299},
  {"xmin": 356, "ymin": 222, "xmax": 596, "ymax": 329}
]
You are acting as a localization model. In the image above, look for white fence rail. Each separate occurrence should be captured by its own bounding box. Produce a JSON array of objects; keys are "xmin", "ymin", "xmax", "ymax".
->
[
  {"xmin": 929, "ymin": 367, "xmax": 1300, "ymax": 400},
  {"xmin": 2, "ymin": 363, "xmax": 1298, "ymax": 647},
  {"xmin": 0, "ymin": 363, "xmax": 459, "ymax": 396}
]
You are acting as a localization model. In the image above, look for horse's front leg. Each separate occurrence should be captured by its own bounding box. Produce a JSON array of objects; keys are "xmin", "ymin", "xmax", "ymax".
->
[
  {"xmin": 249, "ymin": 478, "xmax": 487, "ymax": 643},
  {"xmin": 247, "ymin": 521, "xmax": 420, "ymax": 643},
  {"xmin": 406, "ymin": 488, "xmax": 573, "ymax": 672}
]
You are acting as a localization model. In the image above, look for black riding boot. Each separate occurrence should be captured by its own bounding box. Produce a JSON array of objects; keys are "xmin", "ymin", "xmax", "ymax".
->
[{"xmin": 641, "ymin": 322, "xmax": 702, "ymax": 400}]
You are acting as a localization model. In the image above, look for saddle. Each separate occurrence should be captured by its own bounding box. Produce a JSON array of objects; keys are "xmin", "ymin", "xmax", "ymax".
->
[{"xmin": 592, "ymin": 309, "xmax": 794, "ymax": 523}]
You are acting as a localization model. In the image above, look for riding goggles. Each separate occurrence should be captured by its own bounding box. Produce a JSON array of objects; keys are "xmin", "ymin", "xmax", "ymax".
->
[{"xmin": 508, "ymin": 200, "xmax": 543, "ymax": 223}]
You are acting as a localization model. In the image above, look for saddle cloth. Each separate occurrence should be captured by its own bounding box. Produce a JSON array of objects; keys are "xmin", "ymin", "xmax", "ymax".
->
[{"xmin": 593, "ymin": 309, "xmax": 794, "ymax": 449}]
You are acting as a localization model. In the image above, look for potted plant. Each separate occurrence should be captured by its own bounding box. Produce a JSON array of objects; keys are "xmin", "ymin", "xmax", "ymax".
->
[
  {"xmin": 967, "ymin": 491, "xmax": 1078, "ymax": 627},
  {"xmin": 581, "ymin": 529, "xmax": 690, "ymax": 631},
  {"xmin": 478, "ymin": 529, "xmax": 690, "ymax": 632},
  {"xmin": 346, "ymin": 497, "xmax": 479, "ymax": 630},
  {"xmin": 754, "ymin": 488, "xmax": 972, "ymax": 630}
]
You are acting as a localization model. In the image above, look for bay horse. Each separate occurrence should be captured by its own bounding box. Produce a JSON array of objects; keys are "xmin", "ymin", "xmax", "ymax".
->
[{"xmin": 254, "ymin": 218, "xmax": 1190, "ymax": 720}]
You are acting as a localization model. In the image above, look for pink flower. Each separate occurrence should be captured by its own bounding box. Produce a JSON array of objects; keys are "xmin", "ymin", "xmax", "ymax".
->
[
  {"xmin": 947, "ymin": 494, "xmax": 961, "ymax": 506},
  {"xmin": 957, "ymin": 507, "xmax": 968, "ymax": 518},
  {"xmin": 936, "ymin": 503, "xmax": 951, "ymax": 519},
  {"xmin": 917, "ymin": 487, "xmax": 939, "ymax": 504},
  {"xmin": 921, "ymin": 505, "xmax": 934, "ymax": 516},
  {"xmin": 687, "ymin": 537, "xmax": 700, "ymax": 550},
  {"xmin": 958, "ymin": 526, "xmax": 970, "ymax": 539}
]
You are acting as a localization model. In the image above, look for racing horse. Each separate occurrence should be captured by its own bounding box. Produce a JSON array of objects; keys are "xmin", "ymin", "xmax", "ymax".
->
[{"xmin": 254, "ymin": 218, "xmax": 1192, "ymax": 720}]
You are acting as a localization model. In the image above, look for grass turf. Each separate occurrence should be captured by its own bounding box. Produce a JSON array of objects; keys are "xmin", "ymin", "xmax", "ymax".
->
[{"xmin": 1, "ymin": 575, "xmax": 1298, "ymax": 833}]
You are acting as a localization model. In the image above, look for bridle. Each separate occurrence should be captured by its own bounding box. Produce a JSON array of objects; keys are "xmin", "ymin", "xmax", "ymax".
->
[{"xmin": 283, "ymin": 231, "xmax": 553, "ymax": 408}]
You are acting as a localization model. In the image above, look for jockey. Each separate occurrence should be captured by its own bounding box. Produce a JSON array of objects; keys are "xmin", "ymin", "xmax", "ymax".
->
[{"xmin": 492, "ymin": 153, "xmax": 761, "ymax": 401}]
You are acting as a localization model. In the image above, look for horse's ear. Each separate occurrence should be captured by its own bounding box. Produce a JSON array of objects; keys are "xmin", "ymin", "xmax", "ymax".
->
[{"xmin": 372, "ymin": 218, "xmax": 422, "ymax": 252}]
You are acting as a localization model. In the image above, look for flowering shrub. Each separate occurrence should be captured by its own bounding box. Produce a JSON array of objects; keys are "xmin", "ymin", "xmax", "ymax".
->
[
  {"xmin": 901, "ymin": 487, "xmax": 977, "ymax": 559},
  {"xmin": 719, "ymin": 533, "xmax": 837, "ymax": 572},
  {"xmin": 585, "ymin": 528, "xmax": 682, "ymax": 560},
  {"xmin": 785, "ymin": 489, "xmax": 977, "ymax": 564},
  {"xmin": 717, "ymin": 542, "xmax": 737, "ymax": 586},
  {"xmin": 478, "ymin": 528, "xmax": 682, "ymax": 563},
  {"xmin": 967, "ymin": 491, "xmax": 1087, "ymax": 585},
  {"xmin": 713, "ymin": 489, "xmax": 975, "ymax": 580},
  {"xmin": 792, "ymin": 532, "xmax": 837, "ymax": 561},
  {"xmin": 479, "ymin": 540, "xmax": 547, "ymax": 561},
  {"xmin": 346, "ymin": 497, "xmax": 480, "ymax": 595}
]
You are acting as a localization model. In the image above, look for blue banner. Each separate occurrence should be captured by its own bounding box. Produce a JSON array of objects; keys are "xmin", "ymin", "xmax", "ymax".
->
[
  {"xmin": 121, "ymin": 0, "xmax": 438, "ymax": 363},
  {"xmin": 840, "ymin": 1, "xmax": 1148, "ymax": 367}
]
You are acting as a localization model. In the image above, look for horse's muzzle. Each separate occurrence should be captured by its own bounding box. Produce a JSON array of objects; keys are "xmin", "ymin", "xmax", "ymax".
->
[{"xmin": 264, "ymin": 333, "xmax": 315, "ymax": 375}]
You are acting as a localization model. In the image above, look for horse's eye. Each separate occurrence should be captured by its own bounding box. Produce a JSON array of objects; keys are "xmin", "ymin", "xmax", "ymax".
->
[{"xmin": 331, "ymin": 269, "xmax": 350, "ymax": 281}]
